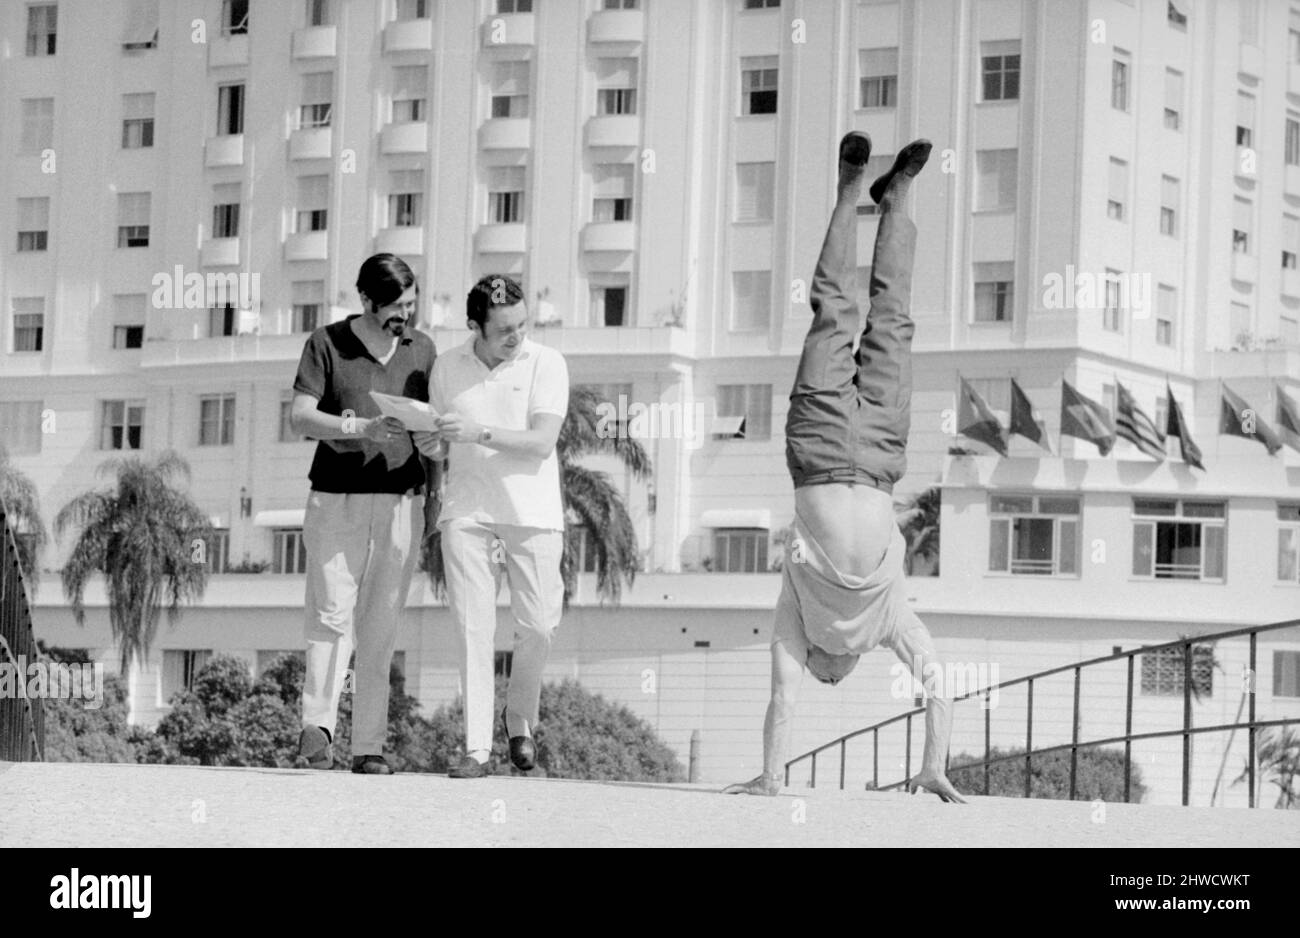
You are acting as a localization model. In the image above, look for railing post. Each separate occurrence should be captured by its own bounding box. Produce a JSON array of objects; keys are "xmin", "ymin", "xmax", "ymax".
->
[
  {"xmin": 1182, "ymin": 639, "xmax": 1192, "ymax": 807},
  {"xmin": 810, "ymin": 751, "xmax": 817, "ymax": 789},
  {"xmin": 872, "ymin": 728, "xmax": 879, "ymax": 789},
  {"xmin": 1070, "ymin": 666, "xmax": 1081, "ymax": 801},
  {"xmin": 1124, "ymin": 653, "xmax": 1134, "ymax": 804},
  {"xmin": 839, "ymin": 738, "xmax": 846, "ymax": 790},
  {"xmin": 1024, "ymin": 679, "xmax": 1034, "ymax": 799},
  {"xmin": 904, "ymin": 713, "xmax": 913, "ymax": 785},
  {"xmin": 1248, "ymin": 631, "xmax": 1257, "ymax": 809},
  {"xmin": 984, "ymin": 691, "xmax": 991, "ymax": 796}
]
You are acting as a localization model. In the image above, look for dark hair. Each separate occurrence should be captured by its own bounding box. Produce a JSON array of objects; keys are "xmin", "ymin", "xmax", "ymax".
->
[
  {"xmin": 466, "ymin": 275, "xmax": 525, "ymax": 330},
  {"xmin": 356, "ymin": 253, "xmax": 418, "ymax": 309}
]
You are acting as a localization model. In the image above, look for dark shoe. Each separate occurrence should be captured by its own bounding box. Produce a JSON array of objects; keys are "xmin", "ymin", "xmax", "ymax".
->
[
  {"xmin": 448, "ymin": 755, "xmax": 490, "ymax": 779},
  {"xmin": 869, "ymin": 138, "xmax": 932, "ymax": 204},
  {"xmin": 502, "ymin": 709, "xmax": 537, "ymax": 772},
  {"xmin": 351, "ymin": 755, "xmax": 394, "ymax": 775},
  {"xmin": 298, "ymin": 725, "xmax": 333, "ymax": 770},
  {"xmin": 839, "ymin": 130, "xmax": 873, "ymax": 167}
]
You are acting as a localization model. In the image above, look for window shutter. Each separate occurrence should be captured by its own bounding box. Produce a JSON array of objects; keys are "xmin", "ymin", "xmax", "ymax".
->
[{"xmin": 1132, "ymin": 522, "xmax": 1154, "ymax": 576}]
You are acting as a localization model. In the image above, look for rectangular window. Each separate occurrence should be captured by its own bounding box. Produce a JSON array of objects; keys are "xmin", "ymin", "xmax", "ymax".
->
[
  {"xmin": 395, "ymin": 0, "xmax": 428, "ymax": 19},
  {"xmin": 116, "ymin": 192, "xmax": 151, "ymax": 248},
  {"xmin": 12, "ymin": 298, "xmax": 44, "ymax": 352},
  {"xmin": 1237, "ymin": 92, "xmax": 1255, "ymax": 149},
  {"xmin": 1233, "ymin": 197, "xmax": 1251, "ymax": 255},
  {"xmin": 1131, "ymin": 499, "xmax": 1226, "ymax": 581},
  {"xmin": 497, "ymin": 0, "xmax": 533, "ymax": 12},
  {"xmin": 392, "ymin": 66, "xmax": 428, "ymax": 123},
  {"xmin": 860, "ymin": 48, "xmax": 899, "ymax": 108},
  {"xmin": 1292, "ymin": 10, "xmax": 1300, "ymax": 64},
  {"xmin": 1240, "ymin": 0, "xmax": 1259, "ymax": 45},
  {"xmin": 20, "ymin": 98, "xmax": 54, "ymax": 154},
  {"xmin": 306, "ymin": 0, "xmax": 332, "ymax": 26},
  {"xmin": 1103, "ymin": 269, "xmax": 1123, "ymax": 332},
  {"xmin": 1107, "ymin": 158, "xmax": 1128, "ymax": 221},
  {"xmin": 212, "ymin": 182, "xmax": 240, "ymax": 239},
  {"xmin": 596, "ymin": 58, "xmax": 638, "ymax": 115},
  {"xmin": 1156, "ymin": 285, "xmax": 1175, "ymax": 346},
  {"xmin": 16, "ymin": 197, "xmax": 49, "ymax": 252},
  {"xmin": 973, "ymin": 262, "xmax": 1013, "ymax": 323},
  {"xmin": 388, "ymin": 170, "xmax": 423, "ymax": 228},
  {"xmin": 217, "ymin": 84, "xmax": 245, "ymax": 136},
  {"xmin": 1140, "ymin": 645, "xmax": 1214, "ymax": 699},
  {"xmin": 1276, "ymin": 505, "xmax": 1300, "ymax": 584},
  {"xmin": 592, "ymin": 163, "xmax": 634, "ymax": 222},
  {"xmin": 988, "ymin": 494, "xmax": 1081, "ymax": 577},
  {"xmin": 712, "ymin": 529, "xmax": 769, "ymax": 573},
  {"xmin": 1164, "ymin": 69, "xmax": 1183, "ymax": 130},
  {"xmin": 741, "ymin": 56, "xmax": 778, "ymax": 116},
  {"xmin": 1274, "ymin": 651, "xmax": 1300, "ymax": 697},
  {"xmin": 112, "ymin": 294, "xmax": 146, "ymax": 349},
  {"xmin": 113, "ymin": 325, "xmax": 144, "ymax": 349},
  {"xmin": 199, "ymin": 394, "xmax": 236, "ymax": 446},
  {"xmin": 975, "ymin": 149, "xmax": 1017, "ymax": 211},
  {"xmin": 122, "ymin": 0, "xmax": 160, "ymax": 49},
  {"xmin": 735, "ymin": 162, "xmax": 775, "ymax": 222},
  {"xmin": 222, "ymin": 0, "xmax": 249, "ymax": 35},
  {"xmin": 1287, "ymin": 116, "xmax": 1300, "ymax": 167},
  {"xmin": 490, "ymin": 61, "xmax": 530, "ymax": 119},
  {"xmin": 1160, "ymin": 175, "xmax": 1179, "ymax": 237},
  {"xmin": 731, "ymin": 271, "xmax": 771, "ymax": 331},
  {"xmin": 292, "ymin": 281, "xmax": 324, "ymax": 333},
  {"xmin": 1230, "ymin": 301, "xmax": 1250, "ymax": 344},
  {"xmin": 0, "ymin": 401, "xmax": 43, "ymax": 454},
  {"xmin": 744, "ymin": 0, "xmax": 781, "ymax": 8},
  {"xmin": 296, "ymin": 175, "xmax": 329, "ymax": 232},
  {"xmin": 99, "ymin": 400, "xmax": 144, "ymax": 451},
  {"xmin": 204, "ymin": 529, "xmax": 229, "ymax": 573},
  {"xmin": 1284, "ymin": 216, "xmax": 1300, "ymax": 270},
  {"xmin": 161, "ymin": 650, "xmax": 213, "ymax": 703},
  {"xmin": 208, "ymin": 304, "xmax": 235, "ymax": 338},
  {"xmin": 715, "ymin": 384, "xmax": 772, "ymax": 441},
  {"xmin": 487, "ymin": 166, "xmax": 525, "ymax": 224},
  {"xmin": 273, "ymin": 529, "xmax": 308, "ymax": 574},
  {"xmin": 981, "ymin": 42, "xmax": 1019, "ymax": 102},
  {"xmin": 590, "ymin": 285, "xmax": 628, "ymax": 327},
  {"xmin": 26, "ymin": 3, "xmax": 57, "ymax": 56},
  {"xmin": 299, "ymin": 72, "xmax": 333, "ymax": 129},
  {"xmin": 1111, "ymin": 50, "xmax": 1130, "ymax": 112},
  {"xmin": 121, "ymin": 93, "xmax": 155, "ymax": 148}
]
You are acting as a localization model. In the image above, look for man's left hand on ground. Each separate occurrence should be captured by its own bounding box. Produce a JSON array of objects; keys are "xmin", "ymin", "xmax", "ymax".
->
[{"xmin": 907, "ymin": 769, "xmax": 968, "ymax": 804}]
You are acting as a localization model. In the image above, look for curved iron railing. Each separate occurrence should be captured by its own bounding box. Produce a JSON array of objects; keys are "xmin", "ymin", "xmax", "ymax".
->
[
  {"xmin": 0, "ymin": 502, "xmax": 44, "ymax": 761},
  {"xmin": 786, "ymin": 619, "xmax": 1300, "ymax": 806}
]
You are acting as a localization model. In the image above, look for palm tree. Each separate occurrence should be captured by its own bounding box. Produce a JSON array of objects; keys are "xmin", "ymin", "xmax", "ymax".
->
[
  {"xmin": 54, "ymin": 451, "xmax": 212, "ymax": 673},
  {"xmin": 895, "ymin": 486, "xmax": 940, "ymax": 576},
  {"xmin": 1234, "ymin": 725, "xmax": 1300, "ymax": 808},
  {"xmin": 0, "ymin": 444, "xmax": 47, "ymax": 594},
  {"xmin": 423, "ymin": 386, "xmax": 651, "ymax": 607}
]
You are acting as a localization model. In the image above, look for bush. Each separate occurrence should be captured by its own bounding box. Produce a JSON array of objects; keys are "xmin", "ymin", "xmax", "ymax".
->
[
  {"xmin": 38, "ymin": 643, "xmax": 148, "ymax": 764},
  {"xmin": 948, "ymin": 745, "xmax": 1147, "ymax": 803}
]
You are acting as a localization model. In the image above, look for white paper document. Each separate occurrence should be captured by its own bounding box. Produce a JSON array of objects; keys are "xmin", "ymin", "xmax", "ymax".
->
[{"xmin": 368, "ymin": 391, "xmax": 441, "ymax": 432}]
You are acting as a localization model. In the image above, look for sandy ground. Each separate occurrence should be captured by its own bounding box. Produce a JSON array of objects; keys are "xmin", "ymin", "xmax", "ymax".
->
[{"xmin": 1, "ymin": 761, "xmax": 1296, "ymax": 848}]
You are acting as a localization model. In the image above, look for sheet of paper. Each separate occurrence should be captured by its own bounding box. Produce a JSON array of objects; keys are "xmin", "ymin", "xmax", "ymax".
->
[{"xmin": 369, "ymin": 391, "xmax": 441, "ymax": 432}]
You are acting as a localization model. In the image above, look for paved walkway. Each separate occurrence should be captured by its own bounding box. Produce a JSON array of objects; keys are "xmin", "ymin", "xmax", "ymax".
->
[{"xmin": 2, "ymin": 762, "xmax": 1296, "ymax": 848}]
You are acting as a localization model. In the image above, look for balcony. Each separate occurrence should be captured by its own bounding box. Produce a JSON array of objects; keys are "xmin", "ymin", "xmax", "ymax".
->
[
  {"xmin": 289, "ymin": 126, "xmax": 332, "ymax": 161},
  {"xmin": 581, "ymin": 221, "xmax": 636, "ymax": 253},
  {"xmin": 588, "ymin": 8, "xmax": 645, "ymax": 44},
  {"xmin": 481, "ymin": 13, "xmax": 535, "ymax": 49},
  {"xmin": 474, "ymin": 224, "xmax": 526, "ymax": 255},
  {"xmin": 1284, "ymin": 268, "xmax": 1300, "ymax": 299},
  {"xmin": 292, "ymin": 25, "xmax": 337, "ymax": 59},
  {"xmin": 284, "ymin": 231, "xmax": 328, "ymax": 262},
  {"xmin": 478, "ymin": 118, "xmax": 531, "ymax": 151},
  {"xmin": 1287, "ymin": 164, "xmax": 1300, "ymax": 198},
  {"xmin": 200, "ymin": 237, "xmax": 240, "ymax": 267},
  {"xmin": 1239, "ymin": 43, "xmax": 1262, "ymax": 79},
  {"xmin": 380, "ymin": 121, "xmax": 429, "ymax": 155},
  {"xmin": 584, "ymin": 115, "xmax": 639, "ymax": 149},
  {"xmin": 1231, "ymin": 251, "xmax": 1259, "ymax": 283},
  {"xmin": 208, "ymin": 33, "xmax": 249, "ymax": 68},
  {"xmin": 384, "ymin": 18, "xmax": 433, "ymax": 52},
  {"xmin": 140, "ymin": 332, "xmax": 312, "ymax": 369},
  {"xmin": 205, "ymin": 134, "xmax": 245, "ymax": 167},
  {"xmin": 375, "ymin": 226, "xmax": 424, "ymax": 256}
]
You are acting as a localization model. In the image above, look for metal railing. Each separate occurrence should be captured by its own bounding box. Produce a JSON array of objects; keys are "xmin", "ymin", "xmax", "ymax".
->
[
  {"xmin": 786, "ymin": 619, "xmax": 1300, "ymax": 806},
  {"xmin": 0, "ymin": 502, "xmax": 44, "ymax": 762}
]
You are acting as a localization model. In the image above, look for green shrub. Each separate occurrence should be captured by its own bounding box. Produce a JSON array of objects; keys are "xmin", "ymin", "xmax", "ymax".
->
[{"xmin": 949, "ymin": 745, "xmax": 1147, "ymax": 803}]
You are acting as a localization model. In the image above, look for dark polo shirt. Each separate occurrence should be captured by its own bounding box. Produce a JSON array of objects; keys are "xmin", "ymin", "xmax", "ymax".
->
[{"xmin": 292, "ymin": 315, "xmax": 437, "ymax": 494}]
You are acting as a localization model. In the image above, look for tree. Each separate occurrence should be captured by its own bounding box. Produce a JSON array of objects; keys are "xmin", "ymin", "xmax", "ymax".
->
[
  {"xmin": 895, "ymin": 486, "xmax": 940, "ymax": 576},
  {"xmin": 1234, "ymin": 726, "xmax": 1300, "ymax": 809},
  {"xmin": 0, "ymin": 443, "xmax": 48, "ymax": 594},
  {"xmin": 423, "ymin": 385, "xmax": 652, "ymax": 606},
  {"xmin": 54, "ymin": 451, "xmax": 212, "ymax": 673}
]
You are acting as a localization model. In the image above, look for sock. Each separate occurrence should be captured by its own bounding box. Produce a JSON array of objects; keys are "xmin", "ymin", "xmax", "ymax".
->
[
  {"xmin": 469, "ymin": 749, "xmax": 490, "ymax": 765},
  {"xmin": 871, "ymin": 139, "xmax": 932, "ymax": 212}
]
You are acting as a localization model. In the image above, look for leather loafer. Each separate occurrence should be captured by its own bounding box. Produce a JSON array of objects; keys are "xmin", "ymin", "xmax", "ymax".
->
[
  {"xmin": 351, "ymin": 755, "xmax": 394, "ymax": 775},
  {"xmin": 502, "ymin": 708, "xmax": 537, "ymax": 771},
  {"xmin": 448, "ymin": 755, "xmax": 490, "ymax": 779}
]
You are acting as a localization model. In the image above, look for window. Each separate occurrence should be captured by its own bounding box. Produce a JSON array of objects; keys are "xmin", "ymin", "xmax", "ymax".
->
[
  {"xmin": 975, "ymin": 149, "xmax": 1017, "ymax": 211},
  {"xmin": 860, "ymin": 48, "xmax": 899, "ymax": 108},
  {"xmin": 273, "ymin": 528, "xmax": 308, "ymax": 574},
  {"xmin": 1107, "ymin": 157, "xmax": 1127, "ymax": 221},
  {"xmin": 603, "ymin": 0, "xmax": 639, "ymax": 8},
  {"xmin": 590, "ymin": 285, "xmax": 628, "ymax": 327},
  {"xmin": 395, "ymin": 0, "xmax": 428, "ymax": 19},
  {"xmin": 1164, "ymin": 69, "xmax": 1182, "ymax": 131},
  {"xmin": 222, "ymin": 0, "xmax": 249, "ymax": 35},
  {"xmin": 388, "ymin": 170, "xmax": 424, "ymax": 227},
  {"xmin": 497, "ymin": 0, "xmax": 533, "ymax": 12},
  {"xmin": 1232, "ymin": 197, "xmax": 1251, "ymax": 255},
  {"xmin": 487, "ymin": 166, "xmax": 525, "ymax": 224},
  {"xmin": 1230, "ymin": 301, "xmax": 1250, "ymax": 343},
  {"xmin": 1292, "ymin": 10, "xmax": 1300, "ymax": 64},
  {"xmin": 988, "ymin": 494, "xmax": 1081, "ymax": 577},
  {"xmin": 712, "ymin": 529, "xmax": 769, "ymax": 573},
  {"xmin": 20, "ymin": 98, "xmax": 54, "ymax": 154},
  {"xmin": 1160, "ymin": 176, "xmax": 1179, "ymax": 237},
  {"xmin": 212, "ymin": 183, "xmax": 240, "ymax": 239},
  {"xmin": 744, "ymin": 0, "xmax": 781, "ymax": 7},
  {"xmin": 973, "ymin": 262, "xmax": 1013, "ymax": 322},
  {"xmin": 1166, "ymin": 0, "xmax": 1187, "ymax": 31},
  {"xmin": 99, "ymin": 400, "xmax": 144, "ymax": 450},
  {"xmin": 494, "ymin": 651, "xmax": 514, "ymax": 677},
  {"xmin": 735, "ymin": 162, "xmax": 775, "ymax": 222},
  {"xmin": 392, "ymin": 66, "xmax": 428, "ymax": 123},
  {"xmin": 292, "ymin": 281, "xmax": 324, "ymax": 333},
  {"xmin": 217, "ymin": 84, "xmax": 245, "ymax": 136},
  {"xmin": 1111, "ymin": 50, "xmax": 1130, "ymax": 112},
  {"xmin": 1284, "ymin": 216, "xmax": 1300, "ymax": 270},
  {"xmin": 596, "ymin": 58, "xmax": 638, "ymax": 115},
  {"xmin": 1288, "ymin": 116, "xmax": 1300, "ymax": 167},
  {"xmin": 299, "ymin": 73, "xmax": 333, "ymax": 129},
  {"xmin": 981, "ymin": 42, "xmax": 1019, "ymax": 102},
  {"xmin": 16, "ymin": 197, "xmax": 49, "ymax": 252},
  {"xmin": 1274, "ymin": 651, "xmax": 1300, "ymax": 697},
  {"xmin": 112, "ymin": 294, "xmax": 146, "ymax": 349},
  {"xmin": 306, "ymin": 0, "xmax": 332, "ymax": 27},
  {"xmin": 199, "ymin": 394, "xmax": 236, "ymax": 446},
  {"xmin": 26, "ymin": 4, "xmax": 57, "ymax": 56},
  {"xmin": 1103, "ymin": 269, "xmax": 1123, "ymax": 333},
  {"xmin": 122, "ymin": 0, "xmax": 160, "ymax": 49},
  {"xmin": 161, "ymin": 650, "xmax": 213, "ymax": 702},
  {"xmin": 592, "ymin": 163, "xmax": 634, "ymax": 222},
  {"xmin": 295, "ymin": 175, "xmax": 329, "ymax": 232},
  {"xmin": 1237, "ymin": 92, "xmax": 1254, "ymax": 149},
  {"xmin": 574, "ymin": 525, "xmax": 602, "ymax": 573},
  {"xmin": 209, "ymin": 304, "xmax": 235, "ymax": 337},
  {"xmin": 1240, "ymin": 0, "xmax": 1259, "ymax": 45},
  {"xmin": 731, "ymin": 271, "xmax": 771, "ymax": 331},
  {"xmin": 116, "ymin": 192, "xmax": 151, "ymax": 248},
  {"xmin": 12, "ymin": 298, "xmax": 45, "ymax": 352},
  {"xmin": 280, "ymin": 394, "xmax": 303, "ymax": 443},
  {"xmin": 715, "ymin": 384, "xmax": 772, "ymax": 441},
  {"xmin": 490, "ymin": 62, "xmax": 530, "ymax": 118},
  {"xmin": 741, "ymin": 56, "xmax": 778, "ymax": 115},
  {"xmin": 121, "ymin": 93, "xmax": 155, "ymax": 148},
  {"xmin": 1132, "ymin": 499, "xmax": 1226, "ymax": 581},
  {"xmin": 1141, "ymin": 645, "xmax": 1213, "ymax": 699},
  {"xmin": 0, "ymin": 401, "xmax": 43, "ymax": 454},
  {"xmin": 113, "ymin": 325, "xmax": 144, "ymax": 349},
  {"xmin": 1156, "ymin": 284, "xmax": 1175, "ymax": 346},
  {"xmin": 856, "ymin": 155, "xmax": 894, "ymax": 217},
  {"xmin": 1278, "ymin": 505, "xmax": 1300, "ymax": 584}
]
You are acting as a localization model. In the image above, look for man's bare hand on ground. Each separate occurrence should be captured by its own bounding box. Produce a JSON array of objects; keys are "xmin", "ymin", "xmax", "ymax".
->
[
  {"xmin": 722, "ymin": 775, "xmax": 781, "ymax": 796},
  {"xmin": 906, "ymin": 769, "xmax": 967, "ymax": 804}
]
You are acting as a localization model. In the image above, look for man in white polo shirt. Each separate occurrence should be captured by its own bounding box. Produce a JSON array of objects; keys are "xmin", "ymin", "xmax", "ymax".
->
[{"xmin": 415, "ymin": 275, "xmax": 569, "ymax": 778}]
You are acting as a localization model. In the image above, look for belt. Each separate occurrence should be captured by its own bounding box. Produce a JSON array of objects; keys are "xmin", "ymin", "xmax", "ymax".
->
[{"xmin": 791, "ymin": 466, "xmax": 893, "ymax": 496}]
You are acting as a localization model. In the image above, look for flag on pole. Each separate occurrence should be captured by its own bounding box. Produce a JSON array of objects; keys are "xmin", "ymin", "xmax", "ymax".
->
[
  {"xmin": 1219, "ymin": 382, "xmax": 1282, "ymax": 454},
  {"xmin": 957, "ymin": 378, "xmax": 1007, "ymax": 456},
  {"xmin": 1115, "ymin": 381, "xmax": 1166, "ymax": 461},
  {"xmin": 1009, "ymin": 379, "xmax": 1052, "ymax": 453},
  {"xmin": 1164, "ymin": 381, "xmax": 1204, "ymax": 471},
  {"xmin": 1060, "ymin": 380, "xmax": 1116, "ymax": 456},
  {"xmin": 1277, "ymin": 383, "xmax": 1300, "ymax": 454}
]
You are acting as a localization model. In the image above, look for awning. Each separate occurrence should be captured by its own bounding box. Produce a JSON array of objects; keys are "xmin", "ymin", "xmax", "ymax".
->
[
  {"xmin": 699, "ymin": 509, "xmax": 771, "ymax": 530},
  {"xmin": 208, "ymin": 515, "xmax": 227, "ymax": 529},
  {"xmin": 710, "ymin": 415, "xmax": 746, "ymax": 437},
  {"xmin": 253, "ymin": 509, "xmax": 306, "ymax": 528},
  {"xmin": 122, "ymin": 0, "xmax": 159, "ymax": 48}
]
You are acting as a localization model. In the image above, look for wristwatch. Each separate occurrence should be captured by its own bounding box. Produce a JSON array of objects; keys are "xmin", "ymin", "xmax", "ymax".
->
[{"xmin": 478, "ymin": 427, "xmax": 493, "ymax": 445}]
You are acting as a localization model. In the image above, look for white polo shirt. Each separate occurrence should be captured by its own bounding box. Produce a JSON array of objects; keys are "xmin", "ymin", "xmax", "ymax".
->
[{"xmin": 430, "ymin": 336, "xmax": 569, "ymax": 531}]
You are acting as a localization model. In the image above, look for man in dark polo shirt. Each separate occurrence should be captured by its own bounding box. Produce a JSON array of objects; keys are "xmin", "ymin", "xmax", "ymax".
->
[{"xmin": 289, "ymin": 254, "xmax": 436, "ymax": 775}]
